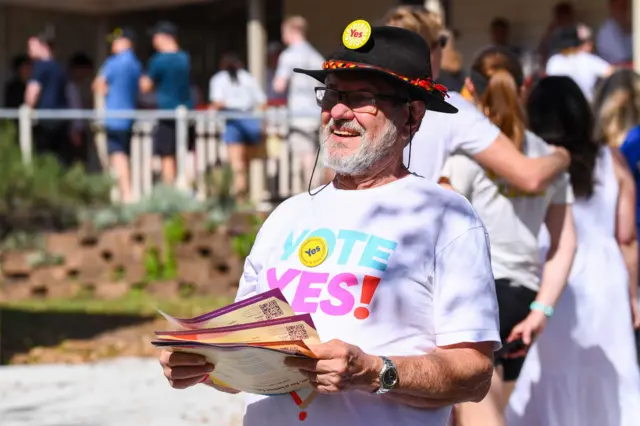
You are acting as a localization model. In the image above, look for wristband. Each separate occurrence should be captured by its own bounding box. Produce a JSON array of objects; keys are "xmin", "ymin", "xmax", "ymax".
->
[{"xmin": 530, "ymin": 301, "xmax": 554, "ymax": 317}]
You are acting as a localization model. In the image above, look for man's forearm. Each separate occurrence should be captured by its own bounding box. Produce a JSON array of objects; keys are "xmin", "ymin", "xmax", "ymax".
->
[
  {"xmin": 380, "ymin": 345, "xmax": 493, "ymax": 405},
  {"xmin": 528, "ymin": 152, "xmax": 568, "ymax": 193}
]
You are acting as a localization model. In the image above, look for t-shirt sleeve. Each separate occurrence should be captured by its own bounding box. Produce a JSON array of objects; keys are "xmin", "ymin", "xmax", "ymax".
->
[
  {"xmin": 550, "ymin": 172, "xmax": 574, "ymax": 205},
  {"xmin": 209, "ymin": 73, "xmax": 225, "ymax": 103},
  {"xmin": 590, "ymin": 54, "xmax": 611, "ymax": 76},
  {"xmin": 275, "ymin": 49, "xmax": 296, "ymax": 81},
  {"xmin": 439, "ymin": 155, "xmax": 479, "ymax": 199},
  {"xmin": 545, "ymin": 55, "xmax": 562, "ymax": 75},
  {"xmin": 146, "ymin": 55, "xmax": 162, "ymax": 82},
  {"xmin": 433, "ymin": 203, "xmax": 501, "ymax": 349},
  {"xmin": 449, "ymin": 99, "xmax": 500, "ymax": 156},
  {"xmin": 100, "ymin": 58, "xmax": 114, "ymax": 81},
  {"xmin": 621, "ymin": 127, "xmax": 640, "ymax": 185},
  {"xmin": 29, "ymin": 61, "xmax": 45, "ymax": 85}
]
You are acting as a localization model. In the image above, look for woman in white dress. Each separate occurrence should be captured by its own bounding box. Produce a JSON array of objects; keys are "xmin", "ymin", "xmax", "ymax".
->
[
  {"xmin": 440, "ymin": 47, "xmax": 577, "ymax": 426},
  {"xmin": 507, "ymin": 75, "xmax": 640, "ymax": 426}
]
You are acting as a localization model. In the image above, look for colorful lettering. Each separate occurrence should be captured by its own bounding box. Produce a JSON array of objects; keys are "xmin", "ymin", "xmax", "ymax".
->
[
  {"xmin": 336, "ymin": 230, "xmax": 368, "ymax": 265},
  {"xmin": 266, "ymin": 268, "xmax": 302, "ymax": 291},
  {"xmin": 282, "ymin": 230, "xmax": 309, "ymax": 260},
  {"xmin": 358, "ymin": 236, "xmax": 397, "ymax": 272},
  {"xmin": 320, "ymin": 273, "xmax": 358, "ymax": 316},
  {"xmin": 307, "ymin": 228, "xmax": 337, "ymax": 258},
  {"xmin": 290, "ymin": 271, "xmax": 329, "ymax": 313}
]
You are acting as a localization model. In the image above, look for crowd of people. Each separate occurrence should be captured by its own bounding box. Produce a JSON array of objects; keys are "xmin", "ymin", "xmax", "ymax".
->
[{"xmin": 151, "ymin": 3, "xmax": 640, "ymax": 426}]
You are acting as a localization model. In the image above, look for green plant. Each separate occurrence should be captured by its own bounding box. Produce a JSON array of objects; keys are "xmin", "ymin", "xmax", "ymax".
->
[
  {"xmin": 0, "ymin": 133, "xmax": 113, "ymax": 241},
  {"xmin": 26, "ymin": 250, "xmax": 65, "ymax": 269},
  {"xmin": 141, "ymin": 214, "xmax": 189, "ymax": 282},
  {"xmin": 231, "ymin": 215, "xmax": 264, "ymax": 259}
]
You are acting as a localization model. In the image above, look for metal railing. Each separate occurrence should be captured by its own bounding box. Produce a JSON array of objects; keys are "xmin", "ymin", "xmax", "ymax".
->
[{"xmin": 0, "ymin": 106, "xmax": 324, "ymax": 210}]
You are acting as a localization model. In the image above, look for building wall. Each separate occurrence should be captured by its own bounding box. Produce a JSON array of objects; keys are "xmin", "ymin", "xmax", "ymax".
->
[
  {"xmin": 449, "ymin": 0, "xmax": 609, "ymax": 70},
  {"xmin": 282, "ymin": 0, "xmax": 398, "ymax": 56}
]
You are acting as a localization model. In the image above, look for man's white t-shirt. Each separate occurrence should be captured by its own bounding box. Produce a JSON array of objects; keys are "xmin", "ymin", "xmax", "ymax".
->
[
  {"xmin": 234, "ymin": 174, "xmax": 500, "ymax": 426},
  {"xmin": 209, "ymin": 69, "xmax": 266, "ymax": 111},
  {"xmin": 441, "ymin": 131, "xmax": 574, "ymax": 292},
  {"xmin": 545, "ymin": 51, "xmax": 610, "ymax": 102},
  {"xmin": 403, "ymin": 91, "xmax": 501, "ymax": 181}
]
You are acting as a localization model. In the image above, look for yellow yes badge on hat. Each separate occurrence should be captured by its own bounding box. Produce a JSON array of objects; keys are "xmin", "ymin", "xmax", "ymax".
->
[
  {"xmin": 299, "ymin": 237, "xmax": 328, "ymax": 268},
  {"xmin": 342, "ymin": 19, "xmax": 372, "ymax": 50}
]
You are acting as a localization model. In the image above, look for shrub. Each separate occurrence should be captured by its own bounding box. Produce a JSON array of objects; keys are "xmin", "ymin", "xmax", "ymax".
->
[{"xmin": 0, "ymin": 124, "xmax": 113, "ymax": 240}]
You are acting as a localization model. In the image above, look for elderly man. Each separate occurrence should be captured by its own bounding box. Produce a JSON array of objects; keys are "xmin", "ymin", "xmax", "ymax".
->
[{"xmin": 159, "ymin": 23, "xmax": 500, "ymax": 426}]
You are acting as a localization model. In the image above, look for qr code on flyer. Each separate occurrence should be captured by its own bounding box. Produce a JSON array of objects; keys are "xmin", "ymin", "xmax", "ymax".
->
[
  {"xmin": 286, "ymin": 324, "xmax": 309, "ymax": 340},
  {"xmin": 259, "ymin": 300, "xmax": 284, "ymax": 320}
]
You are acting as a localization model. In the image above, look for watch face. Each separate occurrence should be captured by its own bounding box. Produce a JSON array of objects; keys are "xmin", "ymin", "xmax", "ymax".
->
[{"xmin": 382, "ymin": 368, "xmax": 398, "ymax": 387}]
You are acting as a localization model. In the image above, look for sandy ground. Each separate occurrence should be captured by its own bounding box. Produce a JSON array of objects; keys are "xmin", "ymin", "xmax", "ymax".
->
[{"xmin": 0, "ymin": 357, "xmax": 246, "ymax": 426}]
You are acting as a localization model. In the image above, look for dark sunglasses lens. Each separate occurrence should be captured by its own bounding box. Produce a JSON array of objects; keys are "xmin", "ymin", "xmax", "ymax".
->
[{"xmin": 320, "ymin": 89, "xmax": 339, "ymax": 109}]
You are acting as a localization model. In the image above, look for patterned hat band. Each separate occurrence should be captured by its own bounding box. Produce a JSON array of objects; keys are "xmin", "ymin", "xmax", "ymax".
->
[{"xmin": 322, "ymin": 60, "xmax": 449, "ymax": 100}]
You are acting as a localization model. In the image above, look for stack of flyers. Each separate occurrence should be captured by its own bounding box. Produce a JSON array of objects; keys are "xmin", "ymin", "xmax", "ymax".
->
[{"xmin": 152, "ymin": 288, "xmax": 320, "ymax": 395}]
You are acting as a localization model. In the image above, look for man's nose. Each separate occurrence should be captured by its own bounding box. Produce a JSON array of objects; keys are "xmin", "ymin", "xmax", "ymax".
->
[{"xmin": 330, "ymin": 102, "xmax": 355, "ymax": 121}]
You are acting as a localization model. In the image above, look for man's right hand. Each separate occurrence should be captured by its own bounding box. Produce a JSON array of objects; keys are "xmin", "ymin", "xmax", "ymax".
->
[{"xmin": 160, "ymin": 349, "xmax": 214, "ymax": 389}]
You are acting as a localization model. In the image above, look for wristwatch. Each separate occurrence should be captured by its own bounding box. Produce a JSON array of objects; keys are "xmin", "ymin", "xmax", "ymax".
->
[{"xmin": 375, "ymin": 356, "xmax": 399, "ymax": 395}]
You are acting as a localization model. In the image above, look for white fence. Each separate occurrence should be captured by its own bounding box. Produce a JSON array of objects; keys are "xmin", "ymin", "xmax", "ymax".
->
[{"xmin": 0, "ymin": 106, "xmax": 324, "ymax": 211}]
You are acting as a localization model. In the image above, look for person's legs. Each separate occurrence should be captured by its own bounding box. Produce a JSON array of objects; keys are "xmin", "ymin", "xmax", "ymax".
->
[
  {"xmin": 225, "ymin": 119, "xmax": 249, "ymax": 199},
  {"xmin": 153, "ymin": 120, "xmax": 177, "ymax": 184},
  {"xmin": 455, "ymin": 367, "xmax": 506, "ymax": 426},
  {"xmin": 455, "ymin": 280, "xmax": 536, "ymax": 426},
  {"xmin": 107, "ymin": 129, "xmax": 133, "ymax": 203},
  {"xmin": 289, "ymin": 118, "xmax": 320, "ymax": 188}
]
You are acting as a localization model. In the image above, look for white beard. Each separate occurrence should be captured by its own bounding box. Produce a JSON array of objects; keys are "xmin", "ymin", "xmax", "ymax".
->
[{"xmin": 319, "ymin": 118, "xmax": 400, "ymax": 176}]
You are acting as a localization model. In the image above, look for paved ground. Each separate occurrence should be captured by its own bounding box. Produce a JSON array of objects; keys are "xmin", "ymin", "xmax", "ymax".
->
[{"xmin": 0, "ymin": 357, "xmax": 246, "ymax": 426}]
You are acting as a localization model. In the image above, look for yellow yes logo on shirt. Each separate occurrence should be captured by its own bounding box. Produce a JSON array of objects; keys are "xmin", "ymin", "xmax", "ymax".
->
[{"xmin": 298, "ymin": 237, "xmax": 328, "ymax": 268}]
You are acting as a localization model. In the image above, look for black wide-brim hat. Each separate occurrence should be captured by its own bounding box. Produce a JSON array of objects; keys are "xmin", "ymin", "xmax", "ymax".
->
[{"xmin": 294, "ymin": 24, "xmax": 457, "ymax": 114}]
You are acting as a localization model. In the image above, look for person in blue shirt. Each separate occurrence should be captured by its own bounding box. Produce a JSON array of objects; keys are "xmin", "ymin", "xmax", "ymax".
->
[
  {"xmin": 620, "ymin": 125, "xmax": 640, "ymax": 357},
  {"xmin": 140, "ymin": 21, "xmax": 192, "ymax": 185},
  {"xmin": 621, "ymin": 126, "xmax": 640, "ymax": 229},
  {"xmin": 24, "ymin": 33, "xmax": 72, "ymax": 165},
  {"xmin": 93, "ymin": 27, "xmax": 142, "ymax": 203}
]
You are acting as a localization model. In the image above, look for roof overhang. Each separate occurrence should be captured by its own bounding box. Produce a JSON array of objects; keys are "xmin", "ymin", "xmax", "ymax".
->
[{"xmin": 0, "ymin": 0, "xmax": 214, "ymax": 15}]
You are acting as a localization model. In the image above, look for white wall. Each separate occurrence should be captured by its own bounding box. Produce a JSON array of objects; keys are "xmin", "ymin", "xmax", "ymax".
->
[{"xmin": 450, "ymin": 0, "xmax": 609, "ymax": 70}]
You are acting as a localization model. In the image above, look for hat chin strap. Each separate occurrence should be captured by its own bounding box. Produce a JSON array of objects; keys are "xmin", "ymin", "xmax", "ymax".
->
[{"xmin": 307, "ymin": 105, "xmax": 415, "ymax": 197}]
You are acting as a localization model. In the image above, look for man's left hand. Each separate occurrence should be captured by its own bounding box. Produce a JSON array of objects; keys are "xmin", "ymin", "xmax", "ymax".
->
[{"xmin": 284, "ymin": 339, "xmax": 382, "ymax": 394}]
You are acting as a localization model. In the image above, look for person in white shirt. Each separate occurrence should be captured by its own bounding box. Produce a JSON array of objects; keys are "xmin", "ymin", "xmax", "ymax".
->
[
  {"xmin": 159, "ymin": 23, "xmax": 500, "ymax": 426},
  {"xmin": 384, "ymin": 5, "xmax": 571, "ymax": 193},
  {"xmin": 546, "ymin": 24, "xmax": 613, "ymax": 103},
  {"xmin": 273, "ymin": 16, "xmax": 326, "ymax": 186},
  {"xmin": 597, "ymin": 0, "xmax": 632, "ymax": 65},
  {"xmin": 209, "ymin": 52, "xmax": 266, "ymax": 199},
  {"xmin": 440, "ymin": 46, "xmax": 577, "ymax": 426}
]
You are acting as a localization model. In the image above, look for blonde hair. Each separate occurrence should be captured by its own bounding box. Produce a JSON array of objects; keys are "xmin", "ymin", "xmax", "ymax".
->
[
  {"xmin": 441, "ymin": 29, "xmax": 462, "ymax": 73},
  {"xmin": 283, "ymin": 16, "xmax": 308, "ymax": 35},
  {"xmin": 593, "ymin": 69, "xmax": 640, "ymax": 147},
  {"xmin": 383, "ymin": 5, "xmax": 442, "ymax": 46},
  {"xmin": 472, "ymin": 48, "xmax": 526, "ymax": 150}
]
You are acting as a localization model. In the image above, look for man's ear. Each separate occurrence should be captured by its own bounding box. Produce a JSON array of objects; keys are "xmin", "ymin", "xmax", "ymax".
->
[{"xmin": 408, "ymin": 100, "xmax": 427, "ymax": 133}]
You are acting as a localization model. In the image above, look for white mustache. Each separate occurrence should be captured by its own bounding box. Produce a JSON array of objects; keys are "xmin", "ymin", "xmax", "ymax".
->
[{"xmin": 325, "ymin": 119, "xmax": 365, "ymax": 136}]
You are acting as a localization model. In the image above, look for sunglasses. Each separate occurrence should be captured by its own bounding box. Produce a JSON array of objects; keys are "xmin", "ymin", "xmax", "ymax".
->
[
  {"xmin": 315, "ymin": 87, "xmax": 408, "ymax": 114},
  {"xmin": 432, "ymin": 34, "xmax": 448, "ymax": 49}
]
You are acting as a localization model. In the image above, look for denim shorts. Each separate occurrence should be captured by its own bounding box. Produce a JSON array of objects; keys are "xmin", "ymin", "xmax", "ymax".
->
[
  {"xmin": 224, "ymin": 118, "xmax": 262, "ymax": 145},
  {"xmin": 107, "ymin": 129, "xmax": 132, "ymax": 155}
]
